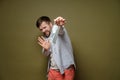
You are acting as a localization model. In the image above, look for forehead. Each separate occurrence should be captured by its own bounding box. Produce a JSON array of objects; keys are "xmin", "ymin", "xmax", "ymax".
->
[{"xmin": 40, "ymin": 22, "xmax": 49, "ymax": 28}]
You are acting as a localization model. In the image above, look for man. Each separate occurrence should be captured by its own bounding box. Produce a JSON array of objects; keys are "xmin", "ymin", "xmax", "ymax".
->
[{"xmin": 36, "ymin": 16, "xmax": 75, "ymax": 80}]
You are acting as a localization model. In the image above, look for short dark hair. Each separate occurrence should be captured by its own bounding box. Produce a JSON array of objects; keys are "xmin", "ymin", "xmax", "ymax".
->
[{"xmin": 36, "ymin": 16, "xmax": 51, "ymax": 28}]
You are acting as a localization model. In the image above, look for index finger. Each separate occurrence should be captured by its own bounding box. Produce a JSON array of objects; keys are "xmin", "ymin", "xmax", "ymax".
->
[{"xmin": 40, "ymin": 36, "xmax": 45, "ymax": 41}]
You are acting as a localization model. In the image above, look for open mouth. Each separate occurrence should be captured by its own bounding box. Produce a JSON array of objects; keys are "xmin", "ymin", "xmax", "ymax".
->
[{"xmin": 44, "ymin": 31, "xmax": 50, "ymax": 37}]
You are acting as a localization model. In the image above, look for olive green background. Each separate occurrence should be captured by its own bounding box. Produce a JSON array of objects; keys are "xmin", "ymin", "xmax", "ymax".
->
[{"xmin": 0, "ymin": 0, "xmax": 120, "ymax": 80}]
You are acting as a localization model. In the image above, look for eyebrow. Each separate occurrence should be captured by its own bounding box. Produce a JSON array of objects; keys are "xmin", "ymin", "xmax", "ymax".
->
[{"xmin": 40, "ymin": 26, "xmax": 46, "ymax": 31}]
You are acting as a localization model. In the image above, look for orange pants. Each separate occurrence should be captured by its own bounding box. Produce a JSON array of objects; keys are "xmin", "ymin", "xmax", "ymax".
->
[{"xmin": 48, "ymin": 67, "xmax": 75, "ymax": 80}]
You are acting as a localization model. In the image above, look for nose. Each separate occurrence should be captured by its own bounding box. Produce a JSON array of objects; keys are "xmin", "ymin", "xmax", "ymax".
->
[{"xmin": 42, "ymin": 29, "xmax": 46, "ymax": 33}]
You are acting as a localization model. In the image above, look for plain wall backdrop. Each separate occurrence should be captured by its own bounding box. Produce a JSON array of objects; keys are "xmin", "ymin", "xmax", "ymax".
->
[{"xmin": 0, "ymin": 0, "xmax": 120, "ymax": 80}]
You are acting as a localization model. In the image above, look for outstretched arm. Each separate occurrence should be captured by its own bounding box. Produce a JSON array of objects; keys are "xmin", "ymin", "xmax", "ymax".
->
[{"xmin": 54, "ymin": 16, "xmax": 66, "ymax": 35}]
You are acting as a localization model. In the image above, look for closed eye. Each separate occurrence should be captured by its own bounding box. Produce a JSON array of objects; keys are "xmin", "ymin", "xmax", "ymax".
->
[{"xmin": 40, "ymin": 29, "xmax": 42, "ymax": 31}]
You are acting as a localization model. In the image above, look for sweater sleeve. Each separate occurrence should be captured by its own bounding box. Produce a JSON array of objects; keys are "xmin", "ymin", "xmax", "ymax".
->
[{"xmin": 58, "ymin": 26, "xmax": 65, "ymax": 36}]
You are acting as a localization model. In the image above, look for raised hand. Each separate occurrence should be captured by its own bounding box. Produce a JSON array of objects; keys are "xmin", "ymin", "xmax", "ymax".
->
[
  {"xmin": 38, "ymin": 36, "xmax": 51, "ymax": 50},
  {"xmin": 54, "ymin": 16, "xmax": 66, "ymax": 26}
]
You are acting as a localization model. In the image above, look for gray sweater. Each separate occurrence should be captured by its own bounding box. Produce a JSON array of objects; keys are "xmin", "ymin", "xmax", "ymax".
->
[{"xmin": 42, "ymin": 26, "xmax": 75, "ymax": 74}]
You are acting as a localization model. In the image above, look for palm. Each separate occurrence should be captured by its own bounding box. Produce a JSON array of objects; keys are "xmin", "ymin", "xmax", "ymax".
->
[{"xmin": 38, "ymin": 36, "xmax": 50, "ymax": 50}]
